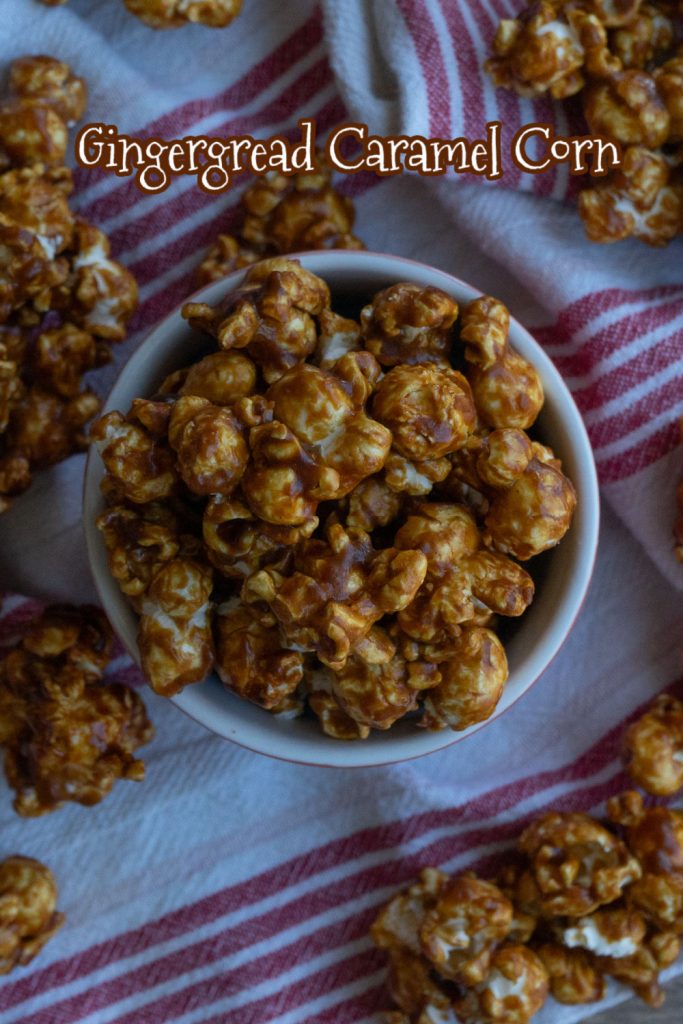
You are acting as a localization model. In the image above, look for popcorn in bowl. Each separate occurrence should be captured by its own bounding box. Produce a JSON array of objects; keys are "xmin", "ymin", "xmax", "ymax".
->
[{"xmin": 89, "ymin": 255, "xmax": 581, "ymax": 744}]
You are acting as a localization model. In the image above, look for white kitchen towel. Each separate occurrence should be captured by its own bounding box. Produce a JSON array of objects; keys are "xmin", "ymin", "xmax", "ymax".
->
[{"xmin": 0, "ymin": 2, "xmax": 682, "ymax": 1023}]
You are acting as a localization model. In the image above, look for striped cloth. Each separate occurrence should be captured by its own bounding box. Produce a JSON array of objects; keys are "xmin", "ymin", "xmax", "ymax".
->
[{"xmin": 0, "ymin": 1, "xmax": 682, "ymax": 1021}]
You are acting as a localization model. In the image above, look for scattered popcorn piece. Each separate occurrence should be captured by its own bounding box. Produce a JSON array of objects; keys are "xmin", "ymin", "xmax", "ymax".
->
[
  {"xmin": 373, "ymin": 787, "xmax": 683, "ymax": 1020},
  {"xmin": 123, "ymin": 0, "xmax": 242, "ymax": 28},
  {"xmin": 536, "ymin": 942, "xmax": 606, "ymax": 1004},
  {"xmin": 579, "ymin": 144, "xmax": 683, "ymax": 245},
  {"xmin": 607, "ymin": 791, "xmax": 683, "ymax": 933},
  {"xmin": 485, "ymin": 0, "xmax": 683, "ymax": 247},
  {"xmin": 515, "ymin": 812, "xmax": 641, "ymax": 918},
  {"xmin": 9, "ymin": 55, "xmax": 87, "ymax": 126},
  {"xmin": 584, "ymin": 69, "xmax": 671, "ymax": 148},
  {"xmin": 196, "ymin": 159, "xmax": 364, "ymax": 286},
  {"xmin": 420, "ymin": 873, "xmax": 514, "ymax": 984},
  {"xmin": 485, "ymin": 1, "xmax": 587, "ymax": 99},
  {"xmin": 0, "ymin": 856, "xmax": 64, "ymax": 974},
  {"xmin": 0, "ymin": 605, "xmax": 153, "ymax": 815},
  {"xmin": 454, "ymin": 943, "xmax": 549, "ymax": 1024},
  {"xmin": 624, "ymin": 694, "xmax": 683, "ymax": 794},
  {"xmin": 240, "ymin": 164, "xmax": 363, "ymax": 254}
]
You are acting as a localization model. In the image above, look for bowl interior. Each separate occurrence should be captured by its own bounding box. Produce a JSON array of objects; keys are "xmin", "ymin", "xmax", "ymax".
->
[{"xmin": 83, "ymin": 251, "xmax": 600, "ymax": 768}]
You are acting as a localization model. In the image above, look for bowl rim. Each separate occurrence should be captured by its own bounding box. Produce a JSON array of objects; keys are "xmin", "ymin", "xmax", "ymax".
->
[{"xmin": 83, "ymin": 249, "xmax": 601, "ymax": 769}]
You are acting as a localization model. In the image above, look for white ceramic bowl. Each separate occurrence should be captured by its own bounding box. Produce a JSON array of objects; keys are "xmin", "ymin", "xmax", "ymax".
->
[{"xmin": 83, "ymin": 251, "xmax": 600, "ymax": 768}]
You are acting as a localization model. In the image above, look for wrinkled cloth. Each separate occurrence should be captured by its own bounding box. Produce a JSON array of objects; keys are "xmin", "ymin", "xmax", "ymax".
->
[{"xmin": 0, "ymin": 2, "xmax": 682, "ymax": 1022}]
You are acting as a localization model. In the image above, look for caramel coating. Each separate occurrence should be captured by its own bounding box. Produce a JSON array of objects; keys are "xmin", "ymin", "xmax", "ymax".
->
[
  {"xmin": 624, "ymin": 694, "xmax": 683, "ymax": 795},
  {"xmin": 485, "ymin": 2, "xmax": 596, "ymax": 100},
  {"xmin": 455, "ymin": 943, "xmax": 549, "ymax": 1024},
  {"xmin": 138, "ymin": 557, "xmax": 214, "ymax": 696},
  {"xmin": 345, "ymin": 475, "xmax": 403, "ymax": 532},
  {"xmin": 124, "ymin": 0, "xmax": 242, "ymax": 28},
  {"xmin": 536, "ymin": 942, "xmax": 606, "ymax": 1004},
  {"xmin": 9, "ymin": 387, "xmax": 100, "ymax": 466},
  {"xmin": 0, "ymin": 454, "xmax": 31, "ymax": 511},
  {"xmin": 267, "ymin": 361, "xmax": 392, "ymax": 498},
  {"xmin": 385, "ymin": 949, "xmax": 452, "ymax": 1019},
  {"xmin": 655, "ymin": 53, "xmax": 683, "ymax": 142},
  {"xmin": 608, "ymin": 792, "xmax": 683, "ymax": 933},
  {"xmin": 315, "ymin": 308, "xmax": 362, "ymax": 368},
  {"xmin": 179, "ymin": 351, "xmax": 257, "ymax": 404},
  {"xmin": 584, "ymin": 70, "xmax": 671, "ymax": 147},
  {"xmin": 0, "ymin": 342, "xmax": 23, "ymax": 433},
  {"xmin": 579, "ymin": 144, "xmax": 683, "ymax": 245},
  {"xmin": 395, "ymin": 503, "xmax": 481, "ymax": 577},
  {"xmin": 0, "ymin": 223, "xmax": 66, "ymax": 321},
  {"xmin": 92, "ymin": 411, "xmax": 177, "ymax": 504},
  {"xmin": 611, "ymin": 5, "xmax": 674, "ymax": 68},
  {"xmin": 183, "ymin": 258, "xmax": 330, "ymax": 383},
  {"xmin": 96, "ymin": 501, "xmax": 183, "ymax": 604},
  {"xmin": 372, "ymin": 867, "xmax": 450, "ymax": 954},
  {"xmin": 460, "ymin": 297, "xmax": 544, "ymax": 430},
  {"xmin": 322, "ymin": 655, "xmax": 418, "ymax": 731},
  {"xmin": 242, "ymin": 419, "xmax": 337, "ymax": 526},
  {"xmin": 214, "ymin": 600, "xmax": 304, "ymax": 709},
  {"xmin": 515, "ymin": 812, "xmax": 641, "ymax": 917},
  {"xmin": 196, "ymin": 161, "xmax": 364, "ymax": 287},
  {"xmin": 599, "ymin": 926, "xmax": 680, "ymax": 1006},
  {"xmin": 421, "ymin": 626, "xmax": 509, "ymax": 730},
  {"xmin": 242, "ymin": 520, "xmax": 427, "ymax": 671},
  {"xmin": 0, "ymin": 98, "xmax": 67, "ymax": 170},
  {"xmin": 420, "ymin": 873, "xmax": 513, "ymax": 984},
  {"xmin": 558, "ymin": 905, "xmax": 647, "ymax": 959},
  {"xmin": 9, "ymin": 55, "xmax": 87, "ymax": 126},
  {"xmin": 32, "ymin": 322, "xmax": 99, "ymax": 398},
  {"xmin": 0, "ymin": 606, "xmax": 153, "ymax": 816},
  {"xmin": 203, "ymin": 494, "xmax": 316, "ymax": 579},
  {"xmin": 360, "ymin": 283, "xmax": 458, "ymax": 367},
  {"xmin": 384, "ymin": 451, "xmax": 452, "ymax": 496},
  {"xmin": 241, "ymin": 166, "xmax": 363, "ymax": 254},
  {"xmin": 0, "ymin": 856, "xmax": 64, "ymax": 974},
  {"xmin": 195, "ymin": 233, "xmax": 259, "ymax": 285},
  {"xmin": 168, "ymin": 396, "xmax": 248, "ymax": 496},
  {"xmin": 60, "ymin": 220, "xmax": 138, "ymax": 341},
  {"xmin": 485, "ymin": 456, "xmax": 578, "ymax": 561},
  {"xmin": 372, "ymin": 363, "xmax": 476, "ymax": 461},
  {"xmin": 0, "ymin": 166, "xmax": 74, "ymax": 261},
  {"xmin": 397, "ymin": 503, "xmax": 534, "ymax": 644},
  {"xmin": 307, "ymin": 687, "xmax": 370, "ymax": 740}
]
